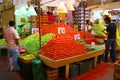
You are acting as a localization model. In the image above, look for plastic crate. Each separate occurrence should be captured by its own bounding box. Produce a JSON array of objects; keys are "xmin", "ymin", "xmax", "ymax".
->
[
  {"xmin": 18, "ymin": 58, "xmax": 33, "ymax": 80},
  {"xmin": 45, "ymin": 68, "xmax": 58, "ymax": 80}
]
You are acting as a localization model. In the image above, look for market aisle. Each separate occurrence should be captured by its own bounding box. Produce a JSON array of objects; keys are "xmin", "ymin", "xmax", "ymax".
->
[
  {"xmin": 72, "ymin": 62, "xmax": 114, "ymax": 80},
  {"xmin": 0, "ymin": 57, "xmax": 23, "ymax": 80},
  {"xmin": 0, "ymin": 56, "xmax": 115, "ymax": 80}
]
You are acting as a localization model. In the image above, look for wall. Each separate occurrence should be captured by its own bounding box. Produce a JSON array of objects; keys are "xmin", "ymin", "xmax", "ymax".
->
[
  {"xmin": 0, "ymin": 0, "xmax": 14, "ymax": 30},
  {"xmin": 1, "ymin": 7, "xmax": 14, "ymax": 29}
]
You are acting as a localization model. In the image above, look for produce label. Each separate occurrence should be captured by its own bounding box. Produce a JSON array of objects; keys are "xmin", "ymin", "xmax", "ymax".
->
[
  {"xmin": 22, "ymin": 28, "xmax": 30, "ymax": 33},
  {"xmin": 32, "ymin": 28, "xmax": 39, "ymax": 34},
  {"xmin": 58, "ymin": 27, "xmax": 65, "ymax": 34},
  {"xmin": 74, "ymin": 34, "xmax": 80, "ymax": 40}
]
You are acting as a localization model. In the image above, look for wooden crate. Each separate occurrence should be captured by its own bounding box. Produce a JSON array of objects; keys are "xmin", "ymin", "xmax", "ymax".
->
[
  {"xmin": 114, "ymin": 60, "xmax": 120, "ymax": 80},
  {"xmin": 45, "ymin": 68, "xmax": 58, "ymax": 80}
]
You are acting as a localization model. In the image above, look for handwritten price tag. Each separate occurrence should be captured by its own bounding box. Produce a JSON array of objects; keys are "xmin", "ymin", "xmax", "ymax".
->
[
  {"xmin": 32, "ymin": 28, "xmax": 39, "ymax": 34},
  {"xmin": 22, "ymin": 28, "xmax": 29, "ymax": 33},
  {"xmin": 58, "ymin": 27, "xmax": 65, "ymax": 34},
  {"xmin": 74, "ymin": 34, "xmax": 80, "ymax": 40},
  {"xmin": 17, "ymin": 46, "xmax": 26, "ymax": 52}
]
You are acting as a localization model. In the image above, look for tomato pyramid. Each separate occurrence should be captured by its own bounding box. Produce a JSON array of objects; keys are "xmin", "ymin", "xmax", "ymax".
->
[{"xmin": 40, "ymin": 22, "xmax": 87, "ymax": 60}]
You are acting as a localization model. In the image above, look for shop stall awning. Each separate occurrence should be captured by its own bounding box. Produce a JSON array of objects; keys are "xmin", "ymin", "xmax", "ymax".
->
[
  {"xmin": 41, "ymin": 0, "xmax": 78, "ymax": 7},
  {"xmin": 88, "ymin": 1, "xmax": 120, "ymax": 11}
]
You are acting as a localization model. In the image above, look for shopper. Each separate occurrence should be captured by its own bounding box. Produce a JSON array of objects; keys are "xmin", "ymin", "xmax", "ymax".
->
[
  {"xmin": 103, "ymin": 16, "xmax": 116, "ymax": 63},
  {"xmin": 4, "ymin": 20, "xmax": 20, "ymax": 71}
]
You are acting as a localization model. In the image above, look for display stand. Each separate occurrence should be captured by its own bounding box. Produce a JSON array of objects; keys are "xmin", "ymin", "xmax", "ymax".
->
[{"xmin": 39, "ymin": 47, "xmax": 105, "ymax": 80}]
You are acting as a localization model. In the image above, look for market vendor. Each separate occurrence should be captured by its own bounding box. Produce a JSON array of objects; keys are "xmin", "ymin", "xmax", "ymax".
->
[{"xmin": 82, "ymin": 20, "xmax": 95, "ymax": 35}]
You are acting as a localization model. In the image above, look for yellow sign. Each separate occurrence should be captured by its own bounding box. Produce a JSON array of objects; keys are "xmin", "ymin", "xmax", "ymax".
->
[{"xmin": 58, "ymin": 13, "xmax": 66, "ymax": 20}]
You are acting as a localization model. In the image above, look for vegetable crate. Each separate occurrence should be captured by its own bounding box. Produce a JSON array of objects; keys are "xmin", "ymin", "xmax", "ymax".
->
[
  {"xmin": 114, "ymin": 60, "xmax": 120, "ymax": 80},
  {"xmin": 45, "ymin": 68, "xmax": 58, "ymax": 80}
]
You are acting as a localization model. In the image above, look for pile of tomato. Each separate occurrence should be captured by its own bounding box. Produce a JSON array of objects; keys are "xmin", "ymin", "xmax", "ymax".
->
[{"xmin": 40, "ymin": 34, "xmax": 87, "ymax": 60}]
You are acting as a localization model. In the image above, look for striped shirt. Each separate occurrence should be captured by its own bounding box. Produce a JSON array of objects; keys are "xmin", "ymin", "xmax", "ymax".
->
[{"xmin": 4, "ymin": 27, "xmax": 20, "ymax": 49}]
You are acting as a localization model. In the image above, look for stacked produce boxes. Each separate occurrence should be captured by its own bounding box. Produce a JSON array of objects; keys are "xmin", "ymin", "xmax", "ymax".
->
[{"xmin": 114, "ymin": 60, "xmax": 120, "ymax": 80}]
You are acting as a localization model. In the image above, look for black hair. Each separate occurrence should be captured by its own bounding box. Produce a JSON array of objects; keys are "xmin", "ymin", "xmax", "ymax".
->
[
  {"xmin": 9, "ymin": 20, "xmax": 15, "ymax": 26},
  {"xmin": 104, "ymin": 16, "xmax": 111, "ymax": 23},
  {"xmin": 86, "ymin": 20, "xmax": 90, "ymax": 24}
]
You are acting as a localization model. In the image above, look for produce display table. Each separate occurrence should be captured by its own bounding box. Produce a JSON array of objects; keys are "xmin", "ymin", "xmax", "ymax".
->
[{"xmin": 39, "ymin": 45, "xmax": 105, "ymax": 80}]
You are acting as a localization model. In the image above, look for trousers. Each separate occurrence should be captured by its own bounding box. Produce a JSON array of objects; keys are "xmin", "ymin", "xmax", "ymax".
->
[
  {"xmin": 7, "ymin": 47, "xmax": 20, "ymax": 71},
  {"xmin": 104, "ymin": 39, "xmax": 116, "ymax": 62}
]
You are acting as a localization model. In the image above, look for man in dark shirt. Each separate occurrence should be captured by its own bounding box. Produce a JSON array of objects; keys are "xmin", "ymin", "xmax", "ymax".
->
[{"xmin": 103, "ymin": 16, "xmax": 116, "ymax": 63}]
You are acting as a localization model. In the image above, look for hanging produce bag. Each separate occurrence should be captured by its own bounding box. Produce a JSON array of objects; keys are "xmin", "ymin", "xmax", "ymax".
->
[{"xmin": 32, "ymin": 59, "xmax": 46, "ymax": 80}]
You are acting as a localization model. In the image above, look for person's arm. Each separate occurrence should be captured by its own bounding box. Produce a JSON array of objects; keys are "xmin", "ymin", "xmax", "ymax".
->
[
  {"xmin": 15, "ymin": 39, "xmax": 19, "ymax": 45},
  {"xmin": 13, "ymin": 29, "xmax": 20, "ymax": 46}
]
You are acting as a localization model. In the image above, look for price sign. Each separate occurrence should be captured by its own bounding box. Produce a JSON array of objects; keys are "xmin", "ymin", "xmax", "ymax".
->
[
  {"xmin": 74, "ymin": 34, "xmax": 80, "ymax": 40},
  {"xmin": 32, "ymin": 28, "xmax": 39, "ymax": 34},
  {"xmin": 58, "ymin": 27, "xmax": 65, "ymax": 34},
  {"xmin": 22, "ymin": 28, "xmax": 29, "ymax": 33},
  {"xmin": 17, "ymin": 46, "xmax": 26, "ymax": 52},
  {"xmin": 58, "ymin": 13, "xmax": 66, "ymax": 20}
]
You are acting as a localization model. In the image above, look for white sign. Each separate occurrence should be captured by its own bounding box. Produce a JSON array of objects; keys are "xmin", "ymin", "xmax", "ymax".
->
[
  {"xmin": 17, "ymin": 46, "xmax": 26, "ymax": 52},
  {"xmin": 74, "ymin": 34, "xmax": 80, "ymax": 40},
  {"xmin": 13, "ymin": 0, "xmax": 26, "ymax": 5},
  {"xmin": 13, "ymin": 0, "xmax": 21, "ymax": 5},
  {"xmin": 32, "ymin": 28, "xmax": 39, "ymax": 34},
  {"xmin": 22, "ymin": 28, "xmax": 29, "ymax": 33},
  {"xmin": 58, "ymin": 27, "xmax": 65, "ymax": 34}
]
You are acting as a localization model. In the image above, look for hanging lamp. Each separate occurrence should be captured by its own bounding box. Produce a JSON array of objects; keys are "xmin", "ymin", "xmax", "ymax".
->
[
  {"xmin": 66, "ymin": 3, "xmax": 75, "ymax": 11},
  {"xmin": 56, "ymin": 1, "xmax": 68, "ymax": 13},
  {"xmin": 26, "ymin": 5, "xmax": 37, "ymax": 16},
  {"xmin": 14, "ymin": 5, "xmax": 27, "ymax": 15}
]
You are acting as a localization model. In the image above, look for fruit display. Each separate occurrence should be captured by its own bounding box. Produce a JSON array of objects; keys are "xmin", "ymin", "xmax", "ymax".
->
[
  {"xmin": 92, "ymin": 24, "xmax": 107, "ymax": 37},
  {"xmin": 86, "ymin": 45, "xmax": 103, "ymax": 52},
  {"xmin": 77, "ymin": 39, "xmax": 102, "ymax": 51},
  {"xmin": 79, "ymin": 31, "xmax": 97, "ymax": 44},
  {"xmin": 116, "ymin": 28, "xmax": 120, "ymax": 46},
  {"xmin": 40, "ymin": 34, "xmax": 87, "ymax": 60},
  {"xmin": 20, "ymin": 33, "xmax": 55, "ymax": 54},
  {"xmin": 0, "ymin": 39, "xmax": 6, "ymax": 45},
  {"xmin": 18, "ymin": 53, "xmax": 36, "ymax": 63},
  {"xmin": 41, "ymin": 22, "xmax": 79, "ymax": 36}
]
